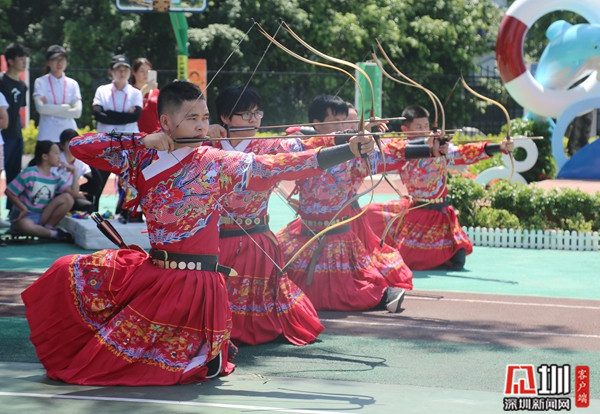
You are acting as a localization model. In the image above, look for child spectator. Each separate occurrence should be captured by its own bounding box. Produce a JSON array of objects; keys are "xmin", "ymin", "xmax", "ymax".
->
[
  {"xmin": 52, "ymin": 128, "xmax": 103, "ymax": 213},
  {"xmin": 5, "ymin": 140, "xmax": 76, "ymax": 242}
]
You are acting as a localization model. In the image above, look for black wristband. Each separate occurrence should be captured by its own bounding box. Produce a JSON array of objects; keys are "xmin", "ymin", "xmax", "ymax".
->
[
  {"xmin": 317, "ymin": 144, "xmax": 355, "ymax": 169},
  {"xmin": 407, "ymin": 138, "xmax": 427, "ymax": 146},
  {"xmin": 405, "ymin": 144, "xmax": 432, "ymax": 159},
  {"xmin": 334, "ymin": 130, "xmax": 358, "ymax": 145},
  {"xmin": 485, "ymin": 143, "xmax": 502, "ymax": 156}
]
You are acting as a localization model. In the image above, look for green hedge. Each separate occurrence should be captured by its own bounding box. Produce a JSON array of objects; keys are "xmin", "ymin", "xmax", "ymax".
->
[
  {"xmin": 22, "ymin": 121, "xmax": 93, "ymax": 154},
  {"xmin": 447, "ymin": 116, "xmax": 599, "ymax": 232},
  {"xmin": 447, "ymin": 176, "xmax": 600, "ymax": 232}
]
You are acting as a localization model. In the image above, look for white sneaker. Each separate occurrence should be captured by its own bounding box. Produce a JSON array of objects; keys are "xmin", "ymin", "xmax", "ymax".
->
[{"xmin": 0, "ymin": 218, "xmax": 10, "ymax": 228}]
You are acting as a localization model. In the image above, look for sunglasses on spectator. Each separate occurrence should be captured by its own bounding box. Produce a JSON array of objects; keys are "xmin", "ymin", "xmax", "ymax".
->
[{"xmin": 233, "ymin": 110, "xmax": 264, "ymax": 120}]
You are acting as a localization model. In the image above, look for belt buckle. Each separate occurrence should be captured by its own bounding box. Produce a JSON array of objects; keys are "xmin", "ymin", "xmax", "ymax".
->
[{"xmin": 152, "ymin": 249, "xmax": 168, "ymax": 262}]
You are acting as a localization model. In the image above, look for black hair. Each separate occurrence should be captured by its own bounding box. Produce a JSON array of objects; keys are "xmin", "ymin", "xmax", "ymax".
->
[
  {"xmin": 157, "ymin": 81, "xmax": 204, "ymax": 117},
  {"xmin": 58, "ymin": 128, "xmax": 79, "ymax": 149},
  {"xmin": 28, "ymin": 140, "xmax": 57, "ymax": 167},
  {"xmin": 130, "ymin": 57, "xmax": 152, "ymax": 85},
  {"xmin": 308, "ymin": 94, "xmax": 348, "ymax": 122},
  {"xmin": 401, "ymin": 105, "xmax": 430, "ymax": 125},
  {"xmin": 3, "ymin": 43, "xmax": 29, "ymax": 62},
  {"xmin": 215, "ymin": 85, "xmax": 261, "ymax": 124}
]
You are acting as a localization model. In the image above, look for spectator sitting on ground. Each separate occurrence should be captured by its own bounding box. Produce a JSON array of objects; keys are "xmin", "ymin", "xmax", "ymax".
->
[
  {"xmin": 52, "ymin": 128, "xmax": 104, "ymax": 213},
  {"xmin": 5, "ymin": 140, "xmax": 76, "ymax": 242}
]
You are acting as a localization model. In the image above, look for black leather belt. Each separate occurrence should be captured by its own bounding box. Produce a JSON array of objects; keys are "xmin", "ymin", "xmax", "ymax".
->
[
  {"xmin": 302, "ymin": 225, "xmax": 350, "ymax": 237},
  {"xmin": 150, "ymin": 249, "xmax": 238, "ymax": 276},
  {"xmin": 413, "ymin": 200, "xmax": 449, "ymax": 211},
  {"xmin": 219, "ymin": 215, "xmax": 269, "ymax": 226},
  {"xmin": 302, "ymin": 216, "xmax": 350, "ymax": 227},
  {"xmin": 219, "ymin": 224, "xmax": 270, "ymax": 238}
]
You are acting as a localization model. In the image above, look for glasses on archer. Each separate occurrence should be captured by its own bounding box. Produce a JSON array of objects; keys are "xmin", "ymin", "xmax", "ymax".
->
[{"xmin": 233, "ymin": 110, "xmax": 264, "ymax": 121}]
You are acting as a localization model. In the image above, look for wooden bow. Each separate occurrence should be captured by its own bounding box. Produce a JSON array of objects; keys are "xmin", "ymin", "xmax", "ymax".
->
[
  {"xmin": 255, "ymin": 20, "xmax": 385, "ymax": 275},
  {"xmin": 460, "ymin": 76, "xmax": 514, "ymax": 180}
]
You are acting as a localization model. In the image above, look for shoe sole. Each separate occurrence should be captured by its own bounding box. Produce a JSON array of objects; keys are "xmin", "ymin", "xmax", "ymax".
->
[{"xmin": 385, "ymin": 290, "xmax": 405, "ymax": 313}]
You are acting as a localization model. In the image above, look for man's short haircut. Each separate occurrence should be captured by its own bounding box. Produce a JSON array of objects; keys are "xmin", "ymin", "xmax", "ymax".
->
[
  {"xmin": 308, "ymin": 94, "xmax": 348, "ymax": 122},
  {"xmin": 401, "ymin": 105, "xmax": 430, "ymax": 124},
  {"xmin": 215, "ymin": 85, "xmax": 261, "ymax": 122},
  {"xmin": 3, "ymin": 43, "xmax": 29, "ymax": 62},
  {"xmin": 157, "ymin": 81, "xmax": 204, "ymax": 117}
]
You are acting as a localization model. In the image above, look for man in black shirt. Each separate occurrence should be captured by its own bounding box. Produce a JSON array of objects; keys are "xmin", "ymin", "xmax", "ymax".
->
[{"xmin": 0, "ymin": 43, "xmax": 29, "ymax": 214}]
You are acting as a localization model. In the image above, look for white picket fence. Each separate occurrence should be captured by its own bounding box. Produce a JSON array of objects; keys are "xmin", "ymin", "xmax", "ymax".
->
[{"xmin": 463, "ymin": 227, "xmax": 600, "ymax": 251}]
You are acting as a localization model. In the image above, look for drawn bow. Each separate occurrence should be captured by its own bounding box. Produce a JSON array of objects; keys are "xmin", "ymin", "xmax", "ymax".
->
[
  {"xmin": 371, "ymin": 40, "xmax": 450, "ymax": 246},
  {"xmin": 255, "ymin": 20, "xmax": 388, "ymax": 276}
]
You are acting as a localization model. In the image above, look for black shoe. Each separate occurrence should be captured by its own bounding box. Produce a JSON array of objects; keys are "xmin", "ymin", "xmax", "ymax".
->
[
  {"xmin": 384, "ymin": 287, "xmax": 405, "ymax": 313},
  {"xmin": 56, "ymin": 229, "xmax": 74, "ymax": 243},
  {"xmin": 449, "ymin": 248, "xmax": 466, "ymax": 270},
  {"xmin": 205, "ymin": 352, "xmax": 222, "ymax": 379}
]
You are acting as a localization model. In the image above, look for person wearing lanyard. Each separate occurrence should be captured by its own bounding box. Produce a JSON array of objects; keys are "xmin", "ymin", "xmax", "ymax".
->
[
  {"xmin": 33, "ymin": 45, "xmax": 83, "ymax": 143},
  {"xmin": 92, "ymin": 54, "xmax": 142, "ymax": 133},
  {"xmin": 92, "ymin": 54, "xmax": 143, "ymax": 218}
]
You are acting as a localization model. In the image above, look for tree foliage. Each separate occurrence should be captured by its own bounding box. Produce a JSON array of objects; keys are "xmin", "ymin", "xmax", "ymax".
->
[{"xmin": 0, "ymin": 0, "xmax": 519, "ymax": 130}]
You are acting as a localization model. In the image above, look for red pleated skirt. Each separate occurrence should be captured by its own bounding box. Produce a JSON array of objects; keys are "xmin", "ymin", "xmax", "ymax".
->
[
  {"xmin": 366, "ymin": 200, "xmax": 473, "ymax": 270},
  {"xmin": 275, "ymin": 212, "xmax": 413, "ymax": 311},
  {"xmin": 21, "ymin": 249, "xmax": 235, "ymax": 386},
  {"xmin": 219, "ymin": 231, "xmax": 324, "ymax": 346}
]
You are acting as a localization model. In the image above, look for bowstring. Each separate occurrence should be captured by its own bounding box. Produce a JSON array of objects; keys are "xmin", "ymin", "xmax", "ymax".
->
[
  {"xmin": 224, "ymin": 20, "xmax": 283, "ymax": 122},
  {"xmin": 171, "ymin": 22, "xmax": 258, "ymax": 139}
]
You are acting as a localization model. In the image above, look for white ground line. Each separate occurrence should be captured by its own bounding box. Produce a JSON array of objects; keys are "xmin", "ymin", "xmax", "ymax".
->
[
  {"xmin": 0, "ymin": 276, "xmax": 39, "ymax": 280},
  {"xmin": 0, "ymin": 392, "xmax": 348, "ymax": 414},
  {"xmin": 406, "ymin": 295, "xmax": 600, "ymax": 310},
  {"xmin": 320, "ymin": 319, "xmax": 600, "ymax": 339}
]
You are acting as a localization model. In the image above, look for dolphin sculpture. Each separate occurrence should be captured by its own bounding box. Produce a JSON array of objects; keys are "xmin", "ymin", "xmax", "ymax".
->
[
  {"xmin": 534, "ymin": 20, "xmax": 600, "ymax": 91},
  {"xmin": 533, "ymin": 20, "xmax": 600, "ymax": 179}
]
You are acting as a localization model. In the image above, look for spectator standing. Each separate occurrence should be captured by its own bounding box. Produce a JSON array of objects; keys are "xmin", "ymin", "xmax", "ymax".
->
[
  {"xmin": 0, "ymin": 43, "xmax": 29, "ymax": 214},
  {"xmin": 0, "ymin": 92, "xmax": 9, "ymax": 226},
  {"xmin": 33, "ymin": 45, "xmax": 82, "ymax": 142},
  {"xmin": 92, "ymin": 54, "xmax": 142, "ymax": 134},
  {"xmin": 92, "ymin": 54, "xmax": 143, "ymax": 218},
  {"xmin": 131, "ymin": 57, "xmax": 160, "ymax": 134}
]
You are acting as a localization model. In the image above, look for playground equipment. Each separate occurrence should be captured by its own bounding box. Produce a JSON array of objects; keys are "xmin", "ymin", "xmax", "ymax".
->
[{"xmin": 496, "ymin": 0, "xmax": 600, "ymax": 180}]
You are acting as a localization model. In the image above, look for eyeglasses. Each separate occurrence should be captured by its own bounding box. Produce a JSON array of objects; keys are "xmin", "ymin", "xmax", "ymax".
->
[{"xmin": 233, "ymin": 110, "xmax": 264, "ymax": 120}]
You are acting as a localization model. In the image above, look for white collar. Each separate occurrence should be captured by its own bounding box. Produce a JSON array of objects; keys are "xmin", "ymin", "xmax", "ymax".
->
[
  {"xmin": 142, "ymin": 147, "xmax": 194, "ymax": 180},
  {"xmin": 221, "ymin": 139, "xmax": 251, "ymax": 152}
]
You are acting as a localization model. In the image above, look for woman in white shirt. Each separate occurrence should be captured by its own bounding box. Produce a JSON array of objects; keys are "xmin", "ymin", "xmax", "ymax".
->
[
  {"xmin": 92, "ymin": 55, "xmax": 143, "ymax": 219},
  {"xmin": 33, "ymin": 45, "xmax": 82, "ymax": 143},
  {"xmin": 92, "ymin": 54, "xmax": 143, "ymax": 133}
]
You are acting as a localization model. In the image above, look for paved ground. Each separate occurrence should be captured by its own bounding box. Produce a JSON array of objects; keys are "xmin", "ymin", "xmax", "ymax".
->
[{"xmin": 0, "ymin": 177, "xmax": 598, "ymax": 413}]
